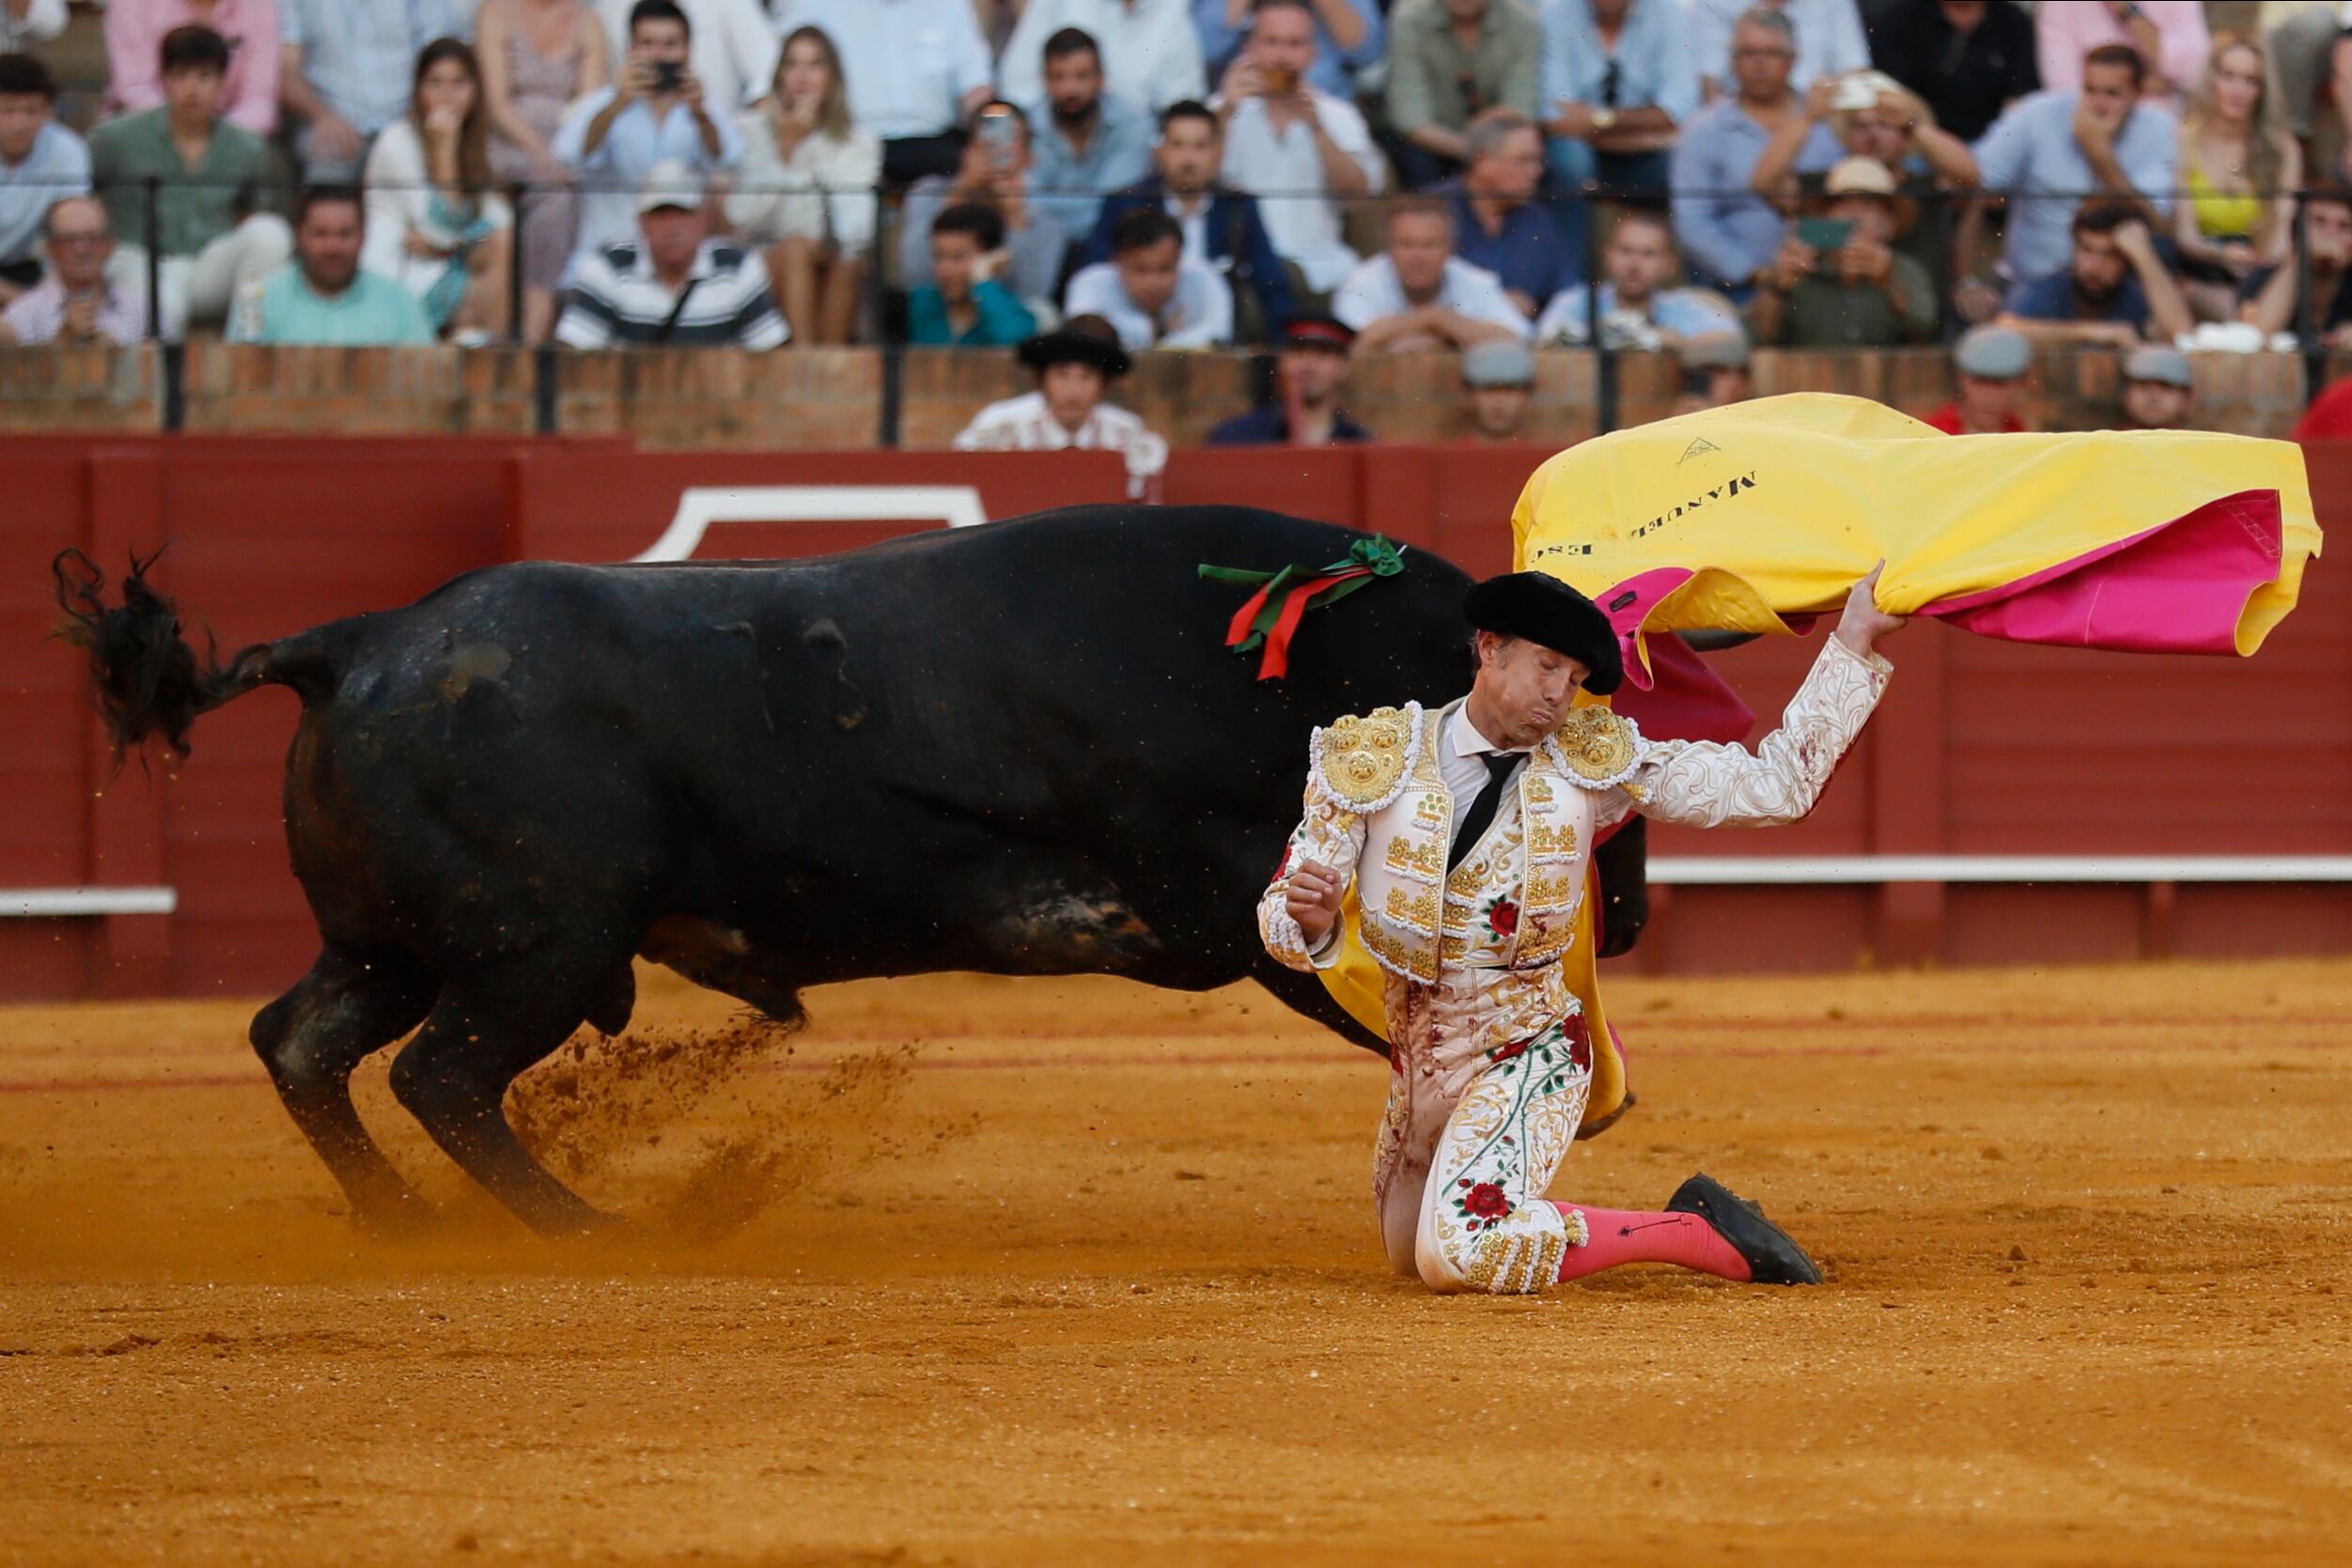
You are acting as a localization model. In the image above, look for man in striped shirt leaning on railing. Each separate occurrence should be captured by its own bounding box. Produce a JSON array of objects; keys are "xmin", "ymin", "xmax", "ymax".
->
[{"xmin": 553, "ymin": 160, "xmax": 787, "ymax": 349}]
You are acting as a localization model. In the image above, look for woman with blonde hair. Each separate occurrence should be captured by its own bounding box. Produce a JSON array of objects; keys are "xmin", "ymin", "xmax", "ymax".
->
[
  {"xmin": 363, "ymin": 39, "xmax": 516, "ymax": 341},
  {"xmin": 726, "ymin": 25, "xmax": 880, "ymax": 346},
  {"xmin": 2174, "ymin": 36, "xmax": 2298, "ymax": 323}
]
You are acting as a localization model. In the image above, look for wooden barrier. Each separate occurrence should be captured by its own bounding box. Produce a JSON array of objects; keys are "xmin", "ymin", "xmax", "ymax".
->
[{"xmin": 1, "ymin": 432, "xmax": 2344, "ymax": 999}]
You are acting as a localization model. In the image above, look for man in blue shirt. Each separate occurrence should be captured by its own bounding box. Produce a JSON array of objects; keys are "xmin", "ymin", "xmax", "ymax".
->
[
  {"xmin": 1540, "ymin": 0, "xmax": 1697, "ymax": 197},
  {"xmin": 1025, "ymin": 27, "xmax": 1154, "ymax": 239},
  {"xmin": 280, "ymin": 0, "xmax": 462, "ymax": 182},
  {"xmin": 1083, "ymin": 100, "xmax": 1293, "ymax": 341},
  {"xmin": 553, "ymin": 0, "xmax": 740, "ymax": 274},
  {"xmin": 0, "ymin": 52, "xmax": 89, "ymax": 304},
  {"xmin": 1994, "ymin": 199, "xmax": 2190, "ymax": 349},
  {"xmin": 1669, "ymin": 8, "xmax": 1839, "ymax": 294},
  {"xmin": 1433, "ymin": 109, "xmax": 1572, "ymax": 320},
  {"xmin": 1196, "ymin": 0, "xmax": 1382, "ymax": 100},
  {"xmin": 1970, "ymin": 43, "xmax": 2175, "ymax": 287}
]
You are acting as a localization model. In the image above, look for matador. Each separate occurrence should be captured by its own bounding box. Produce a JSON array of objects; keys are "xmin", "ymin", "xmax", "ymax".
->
[{"xmin": 1258, "ymin": 568, "xmax": 1904, "ymax": 1294}]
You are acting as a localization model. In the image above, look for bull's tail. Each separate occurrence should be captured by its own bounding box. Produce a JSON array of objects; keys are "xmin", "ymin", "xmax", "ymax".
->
[{"xmin": 52, "ymin": 549, "xmax": 339, "ymax": 763}]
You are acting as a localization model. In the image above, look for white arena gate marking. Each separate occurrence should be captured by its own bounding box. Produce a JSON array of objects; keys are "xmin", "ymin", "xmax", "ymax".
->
[{"xmin": 631, "ymin": 486, "xmax": 990, "ymax": 563}]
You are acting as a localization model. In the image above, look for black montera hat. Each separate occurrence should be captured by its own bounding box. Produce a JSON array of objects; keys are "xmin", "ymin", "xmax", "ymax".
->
[
  {"xmin": 1463, "ymin": 571, "xmax": 1624, "ymax": 695},
  {"xmin": 1017, "ymin": 326, "xmax": 1130, "ymax": 380}
]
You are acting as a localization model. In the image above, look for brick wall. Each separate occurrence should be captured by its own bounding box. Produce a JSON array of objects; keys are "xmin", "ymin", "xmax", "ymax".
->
[{"xmin": 0, "ymin": 343, "xmax": 2330, "ymax": 445}]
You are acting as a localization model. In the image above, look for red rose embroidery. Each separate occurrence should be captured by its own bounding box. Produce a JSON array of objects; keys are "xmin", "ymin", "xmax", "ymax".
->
[
  {"xmin": 1273, "ymin": 843, "xmax": 1295, "ymax": 882},
  {"xmin": 1491, "ymin": 1037, "xmax": 1532, "ymax": 1063},
  {"xmin": 1488, "ymin": 898, "xmax": 1519, "ymax": 937},
  {"xmin": 1564, "ymin": 1015, "xmax": 1593, "ymax": 1073},
  {"xmin": 1463, "ymin": 1182, "xmax": 1512, "ymax": 1219}
]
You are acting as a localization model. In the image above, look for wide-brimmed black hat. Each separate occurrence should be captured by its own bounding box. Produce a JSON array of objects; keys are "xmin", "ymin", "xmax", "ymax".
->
[
  {"xmin": 1017, "ymin": 327, "xmax": 1130, "ymax": 379},
  {"xmin": 1463, "ymin": 571, "xmax": 1624, "ymax": 695}
]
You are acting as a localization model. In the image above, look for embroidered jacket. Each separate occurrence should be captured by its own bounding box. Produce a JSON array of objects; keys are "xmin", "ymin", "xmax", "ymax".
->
[{"xmin": 1259, "ymin": 634, "xmax": 1893, "ymax": 986}]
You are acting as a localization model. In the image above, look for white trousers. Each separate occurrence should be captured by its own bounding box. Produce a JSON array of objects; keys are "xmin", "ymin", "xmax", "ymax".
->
[
  {"xmin": 111, "ymin": 214, "xmax": 295, "ymax": 338},
  {"xmin": 1373, "ymin": 968, "xmax": 1596, "ymax": 1295}
]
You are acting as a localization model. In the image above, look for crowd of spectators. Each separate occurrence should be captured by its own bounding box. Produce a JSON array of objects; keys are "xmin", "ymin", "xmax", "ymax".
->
[{"xmin": 0, "ymin": 0, "xmax": 2341, "ymax": 442}]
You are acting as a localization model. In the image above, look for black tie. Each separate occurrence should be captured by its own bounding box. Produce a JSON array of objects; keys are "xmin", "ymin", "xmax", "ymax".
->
[{"xmin": 1448, "ymin": 752, "xmax": 1522, "ymax": 872}]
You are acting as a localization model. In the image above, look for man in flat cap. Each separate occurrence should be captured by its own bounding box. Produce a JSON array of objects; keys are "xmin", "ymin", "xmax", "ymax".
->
[{"xmin": 1258, "ymin": 567, "xmax": 1903, "ymax": 1295}]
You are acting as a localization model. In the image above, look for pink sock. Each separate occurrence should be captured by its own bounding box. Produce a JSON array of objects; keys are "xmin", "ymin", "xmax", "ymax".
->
[{"xmin": 1551, "ymin": 1203, "xmax": 1753, "ymax": 1283}]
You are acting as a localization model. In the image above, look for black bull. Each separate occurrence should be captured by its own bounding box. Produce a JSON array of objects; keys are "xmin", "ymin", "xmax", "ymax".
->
[{"xmin": 55, "ymin": 506, "xmax": 1651, "ymax": 1234}]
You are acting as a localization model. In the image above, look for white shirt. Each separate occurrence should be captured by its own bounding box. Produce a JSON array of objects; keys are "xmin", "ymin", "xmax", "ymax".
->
[
  {"xmin": 997, "ymin": 0, "xmax": 1207, "ymax": 116},
  {"xmin": 1332, "ymin": 254, "xmax": 1533, "ymax": 341},
  {"xmin": 771, "ymin": 0, "xmax": 992, "ymax": 140},
  {"xmin": 599, "ymin": 0, "xmax": 781, "ymax": 112},
  {"xmin": 1215, "ymin": 89, "xmax": 1385, "ymax": 293},
  {"xmin": 360, "ymin": 120, "xmax": 515, "ymax": 294},
  {"xmin": 725, "ymin": 108, "xmax": 882, "ymax": 252},
  {"xmin": 1063, "ymin": 256, "xmax": 1234, "ymax": 349},
  {"xmin": 1442, "ymin": 703, "xmax": 1531, "ymax": 825},
  {"xmin": 1689, "ymin": 0, "xmax": 1870, "ymax": 95},
  {"xmin": 953, "ymin": 389, "xmax": 1171, "ymax": 496},
  {"xmin": 0, "ymin": 0, "xmax": 67, "ymax": 49}
]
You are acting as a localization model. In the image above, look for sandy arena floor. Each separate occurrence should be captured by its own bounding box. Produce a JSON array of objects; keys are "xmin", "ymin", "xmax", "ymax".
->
[{"xmin": 2, "ymin": 958, "xmax": 2350, "ymax": 1565}]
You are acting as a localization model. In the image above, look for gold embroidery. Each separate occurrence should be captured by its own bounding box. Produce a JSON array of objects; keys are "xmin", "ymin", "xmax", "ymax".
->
[
  {"xmin": 1527, "ymin": 821, "xmax": 1580, "ymax": 859},
  {"xmin": 1362, "ymin": 916, "xmax": 1439, "ymax": 982},
  {"xmin": 1523, "ymin": 873, "xmax": 1578, "ymax": 907},
  {"xmin": 1441, "ymin": 934, "xmax": 1470, "ymax": 962},
  {"xmin": 1514, "ymin": 922, "xmax": 1577, "ymax": 966},
  {"xmin": 1317, "ymin": 707, "xmax": 1413, "ymax": 806},
  {"xmin": 1553, "ymin": 706, "xmax": 1640, "ymax": 784},
  {"xmin": 1412, "ymin": 793, "xmax": 1447, "ymax": 824},
  {"xmin": 1524, "ymin": 775, "xmax": 1554, "ymax": 805},
  {"xmin": 1384, "ymin": 835, "xmax": 1444, "ymax": 879},
  {"xmin": 1383, "ymin": 885, "xmax": 1440, "ymax": 929}
]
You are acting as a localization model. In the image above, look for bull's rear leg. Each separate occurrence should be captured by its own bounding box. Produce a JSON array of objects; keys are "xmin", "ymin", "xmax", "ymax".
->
[
  {"xmin": 386, "ymin": 963, "xmax": 619, "ymax": 1234},
  {"xmin": 249, "ymin": 946, "xmax": 439, "ymax": 1232}
]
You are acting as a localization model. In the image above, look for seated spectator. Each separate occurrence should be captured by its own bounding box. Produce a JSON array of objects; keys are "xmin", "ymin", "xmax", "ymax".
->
[
  {"xmin": 908, "ymin": 202, "xmax": 1037, "ymax": 347},
  {"xmin": 1460, "ymin": 337, "xmax": 1536, "ymax": 442},
  {"xmin": 478, "ymin": 0, "xmax": 609, "ymax": 343},
  {"xmin": 1207, "ymin": 310, "xmax": 1373, "ymax": 443},
  {"xmin": 1864, "ymin": 0, "xmax": 2035, "ymax": 146},
  {"xmin": 1195, "ymin": 0, "xmax": 1383, "ymax": 102},
  {"xmin": 1534, "ymin": 207, "xmax": 1739, "ymax": 347},
  {"xmin": 728, "ymin": 25, "xmax": 879, "ymax": 345},
  {"xmin": 1747, "ymin": 155, "xmax": 1936, "ymax": 347},
  {"xmin": 2239, "ymin": 190, "xmax": 2352, "ymax": 350},
  {"xmin": 953, "ymin": 317, "xmax": 1171, "ymax": 500},
  {"xmin": 1383, "ymin": 0, "xmax": 1542, "ymax": 192},
  {"xmin": 594, "ymin": 0, "xmax": 773, "ymax": 116},
  {"xmin": 553, "ymin": 160, "xmax": 787, "ymax": 347},
  {"xmin": 1213, "ymin": 0, "xmax": 1385, "ymax": 296},
  {"xmin": 280, "ymin": 0, "xmax": 462, "ymax": 182},
  {"xmin": 1670, "ymin": 8, "xmax": 1839, "ymax": 295},
  {"xmin": 106, "ymin": 0, "xmax": 282, "ymax": 135},
  {"xmin": 1690, "ymin": 0, "xmax": 1867, "ymax": 101},
  {"xmin": 0, "ymin": 53, "xmax": 86, "ymax": 307},
  {"xmin": 770, "ymin": 0, "xmax": 991, "ymax": 185},
  {"xmin": 1333, "ymin": 198, "xmax": 1529, "ymax": 352},
  {"xmin": 1064, "ymin": 206, "xmax": 1232, "ymax": 349},
  {"xmin": 2117, "ymin": 343, "xmax": 2192, "ymax": 431},
  {"xmin": 90, "ymin": 25, "xmax": 293, "ymax": 337},
  {"xmin": 1541, "ymin": 0, "xmax": 1698, "ymax": 198},
  {"xmin": 896, "ymin": 101, "xmax": 1067, "ymax": 313},
  {"xmin": 364, "ymin": 40, "xmax": 516, "ymax": 341},
  {"xmin": 232, "ymin": 185, "xmax": 434, "ymax": 344},
  {"xmin": 553, "ymin": 0, "xmax": 741, "ymax": 273},
  {"xmin": 0, "ymin": 195, "xmax": 148, "ymax": 345},
  {"xmin": 0, "ymin": 0, "xmax": 62, "ymax": 54},
  {"xmin": 1968, "ymin": 45, "xmax": 2175, "ymax": 295},
  {"xmin": 1082, "ymin": 100, "xmax": 1293, "ymax": 342},
  {"xmin": 997, "ymin": 0, "xmax": 1207, "ymax": 116},
  {"xmin": 1922, "ymin": 321, "xmax": 2030, "ymax": 434},
  {"xmin": 2034, "ymin": 0, "xmax": 2204, "ymax": 116},
  {"xmin": 1026, "ymin": 27, "xmax": 1154, "ymax": 239},
  {"xmin": 2172, "ymin": 38, "xmax": 2297, "ymax": 326},
  {"xmin": 1996, "ymin": 201, "xmax": 2188, "ymax": 349},
  {"xmin": 1669, "ymin": 330, "xmax": 1751, "ymax": 414},
  {"xmin": 2266, "ymin": 2, "xmax": 2352, "ymax": 184},
  {"xmin": 1437, "ymin": 109, "xmax": 1573, "ymax": 320}
]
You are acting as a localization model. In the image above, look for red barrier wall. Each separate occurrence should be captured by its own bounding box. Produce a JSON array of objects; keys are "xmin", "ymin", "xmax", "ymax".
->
[{"xmin": 3, "ymin": 434, "xmax": 2344, "ymax": 1000}]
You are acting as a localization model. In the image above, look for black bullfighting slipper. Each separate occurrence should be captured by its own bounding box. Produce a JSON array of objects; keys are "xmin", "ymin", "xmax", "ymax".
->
[{"xmin": 1666, "ymin": 1172, "xmax": 1824, "ymax": 1286}]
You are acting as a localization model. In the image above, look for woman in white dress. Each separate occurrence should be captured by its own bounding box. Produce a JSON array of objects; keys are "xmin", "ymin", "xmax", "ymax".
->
[
  {"xmin": 362, "ymin": 39, "xmax": 517, "ymax": 340},
  {"xmin": 725, "ymin": 25, "xmax": 879, "ymax": 345}
]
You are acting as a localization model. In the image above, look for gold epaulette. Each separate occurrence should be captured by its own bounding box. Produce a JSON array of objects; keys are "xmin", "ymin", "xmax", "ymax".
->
[
  {"xmin": 1549, "ymin": 706, "xmax": 1645, "ymax": 789},
  {"xmin": 1312, "ymin": 702, "xmax": 1423, "ymax": 810}
]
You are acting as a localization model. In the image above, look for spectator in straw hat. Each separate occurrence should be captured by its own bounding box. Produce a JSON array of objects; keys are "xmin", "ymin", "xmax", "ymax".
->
[
  {"xmin": 1922, "ymin": 322, "xmax": 2030, "ymax": 435},
  {"xmin": 2117, "ymin": 343, "xmax": 2193, "ymax": 431},
  {"xmin": 1745, "ymin": 154, "xmax": 1935, "ymax": 347}
]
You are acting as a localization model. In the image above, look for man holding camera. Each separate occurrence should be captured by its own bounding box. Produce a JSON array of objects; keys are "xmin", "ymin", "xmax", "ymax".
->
[
  {"xmin": 554, "ymin": 0, "xmax": 740, "ymax": 273},
  {"xmin": 1214, "ymin": 0, "xmax": 1385, "ymax": 296}
]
